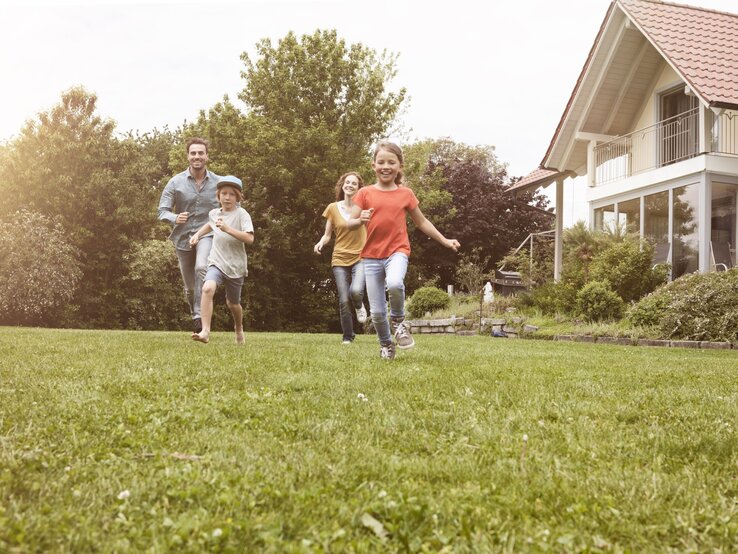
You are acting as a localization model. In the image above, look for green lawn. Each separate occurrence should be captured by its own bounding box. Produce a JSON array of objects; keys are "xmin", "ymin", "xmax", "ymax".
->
[{"xmin": 1, "ymin": 328, "xmax": 737, "ymax": 552}]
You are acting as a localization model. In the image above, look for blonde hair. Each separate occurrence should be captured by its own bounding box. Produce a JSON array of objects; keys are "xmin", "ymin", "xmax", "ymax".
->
[
  {"xmin": 373, "ymin": 141, "xmax": 404, "ymax": 185},
  {"xmin": 217, "ymin": 184, "xmax": 243, "ymax": 203},
  {"xmin": 334, "ymin": 171, "xmax": 365, "ymax": 201}
]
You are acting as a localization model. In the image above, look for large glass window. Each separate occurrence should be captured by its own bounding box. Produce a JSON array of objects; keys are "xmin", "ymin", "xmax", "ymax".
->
[
  {"xmin": 672, "ymin": 185, "xmax": 699, "ymax": 279},
  {"xmin": 617, "ymin": 198, "xmax": 640, "ymax": 234},
  {"xmin": 711, "ymin": 182, "xmax": 737, "ymax": 268},
  {"xmin": 594, "ymin": 204, "xmax": 615, "ymax": 232},
  {"xmin": 644, "ymin": 191, "xmax": 669, "ymax": 244}
]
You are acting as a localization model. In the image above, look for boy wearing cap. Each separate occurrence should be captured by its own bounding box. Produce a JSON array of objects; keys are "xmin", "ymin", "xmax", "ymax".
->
[{"xmin": 189, "ymin": 176, "xmax": 254, "ymax": 345}]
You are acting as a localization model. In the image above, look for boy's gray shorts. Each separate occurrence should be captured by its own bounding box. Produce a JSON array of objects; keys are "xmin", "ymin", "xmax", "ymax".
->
[{"xmin": 204, "ymin": 266, "xmax": 244, "ymax": 305}]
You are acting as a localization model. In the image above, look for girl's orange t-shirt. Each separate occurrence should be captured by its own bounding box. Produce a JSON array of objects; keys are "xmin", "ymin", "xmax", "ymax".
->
[{"xmin": 353, "ymin": 185, "xmax": 419, "ymax": 259}]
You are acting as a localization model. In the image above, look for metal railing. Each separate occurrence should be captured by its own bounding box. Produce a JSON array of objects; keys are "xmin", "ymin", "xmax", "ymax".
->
[{"xmin": 594, "ymin": 108, "xmax": 700, "ymax": 185}]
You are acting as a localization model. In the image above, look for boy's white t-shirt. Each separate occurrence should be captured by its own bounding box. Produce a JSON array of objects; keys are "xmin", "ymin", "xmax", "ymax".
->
[{"xmin": 206, "ymin": 206, "xmax": 254, "ymax": 278}]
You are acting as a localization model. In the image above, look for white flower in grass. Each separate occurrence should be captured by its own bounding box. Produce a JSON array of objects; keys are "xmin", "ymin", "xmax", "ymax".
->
[
  {"xmin": 523, "ymin": 434, "xmax": 529, "ymax": 443},
  {"xmin": 212, "ymin": 528, "xmax": 223, "ymax": 538},
  {"xmin": 117, "ymin": 489, "xmax": 130, "ymax": 500},
  {"xmin": 357, "ymin": 393, "xmax": 368, "ymax": 402},
  {"xmin": 378, "ymin": 490, "xmax": 387, "ymax": 498}
]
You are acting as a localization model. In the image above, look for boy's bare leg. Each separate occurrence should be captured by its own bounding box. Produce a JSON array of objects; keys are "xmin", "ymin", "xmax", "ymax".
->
[
  {"xmin": 192, "ymin": 281, "xmax": 216, "ymax": 343},
  {"xmin": 227, "ymin": 300, "xmax": 245, "ymax": 345}
]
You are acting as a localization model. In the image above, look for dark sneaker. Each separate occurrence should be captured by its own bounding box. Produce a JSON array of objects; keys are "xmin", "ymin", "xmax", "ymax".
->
[
  {"xmin": 380, "ymin": 343, "xmax": 395, "ymax": 360},
  {"xmin": 392, "ymin": 319, "xmax": 415, "ymax": 350},
  {"xmin": 193, "ymin": 318, "xmax": 202, "ymax": 334}
]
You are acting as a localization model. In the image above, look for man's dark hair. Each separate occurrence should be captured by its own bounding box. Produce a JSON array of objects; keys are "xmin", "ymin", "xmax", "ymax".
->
[{"xmin": 186, "ymin": 137, "xmax": 209, "ymax": 154}]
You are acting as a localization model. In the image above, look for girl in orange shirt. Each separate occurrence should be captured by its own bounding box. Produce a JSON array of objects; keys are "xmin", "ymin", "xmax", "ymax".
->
[{"xmin": 349, "ymin": 141, "xmax": 460, "ymax": 360}]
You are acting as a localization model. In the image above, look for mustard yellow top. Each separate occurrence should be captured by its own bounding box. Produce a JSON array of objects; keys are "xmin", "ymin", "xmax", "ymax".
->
[{"xmin": 322, "ymin": 202, "xmax": 366, "ymax": 266}]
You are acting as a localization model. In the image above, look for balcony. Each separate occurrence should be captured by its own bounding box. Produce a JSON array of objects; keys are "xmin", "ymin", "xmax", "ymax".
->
[{"xmin": 593, "ymin": 108, "xmax": 738, "ymax": 185}]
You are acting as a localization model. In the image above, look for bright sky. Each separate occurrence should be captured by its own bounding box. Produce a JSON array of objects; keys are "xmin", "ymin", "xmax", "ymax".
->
[{"xmin": 3, "ymin": 0, "xmax": 736, "ymax": 224}]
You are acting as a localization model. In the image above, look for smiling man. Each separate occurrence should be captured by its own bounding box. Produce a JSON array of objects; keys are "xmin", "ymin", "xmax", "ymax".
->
[{"xmin": 157, "ymin": 137, "xmax": 221, "ymax": 333}]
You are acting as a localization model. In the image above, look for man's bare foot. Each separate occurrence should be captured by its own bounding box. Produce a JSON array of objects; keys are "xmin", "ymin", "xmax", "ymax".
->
[
  {"xmin": 191, "ymin": 331, "xmax": 209, "ymax": 343},
  {"xmin": 235, "ymin": 330, "xmax": 245, "ymax": 345}
]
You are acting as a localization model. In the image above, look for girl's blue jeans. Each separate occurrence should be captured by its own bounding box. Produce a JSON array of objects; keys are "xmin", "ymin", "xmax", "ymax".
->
[
  {"xmin": 363, "ymin": 253, "xmax": 409, "ymax": 346},
  {"xmin": 332, "ymin": 261, "xmax": 365, "ymax": 341}
]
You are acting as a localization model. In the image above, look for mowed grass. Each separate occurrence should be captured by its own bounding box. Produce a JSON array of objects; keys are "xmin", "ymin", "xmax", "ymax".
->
[{"xmin": 1, "ymin": 328, "xmax": 737, "ymax": 552}]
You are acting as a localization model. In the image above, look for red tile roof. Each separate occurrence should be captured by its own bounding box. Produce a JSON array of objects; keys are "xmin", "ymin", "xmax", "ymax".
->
[
  {"xmin": 618, "ymin": 0, "xmax": 738, "ymax": 108},
  {"xmin": 506, "ymin": 168, "xmax": 571, "ymax": 194}
]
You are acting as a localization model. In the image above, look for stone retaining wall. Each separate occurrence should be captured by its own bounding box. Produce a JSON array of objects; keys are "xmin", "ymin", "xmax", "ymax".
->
[
  {"xmin": 406, "ymin": 317, "xmax": 477, "ymax": 336},
  {"xmin": 554, "ymin": 335, "xmax": 737, "ymax": 349}
]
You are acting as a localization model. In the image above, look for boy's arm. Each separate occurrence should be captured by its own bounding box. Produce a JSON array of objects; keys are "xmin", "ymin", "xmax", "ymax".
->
[
  {"xmin": 189, "ymin": 223, "xmax": 213, "ymax": 246},
  {"xmin": 408, "ymin": 206, "xmax": 460, "ymax": 252},
  {"xmin": 314, "ymin": 220, "xmax": 334, "ymax": 254},
  {"xmin": 217, "ymin": 215, "xmax": 254, "ymax": 245}
]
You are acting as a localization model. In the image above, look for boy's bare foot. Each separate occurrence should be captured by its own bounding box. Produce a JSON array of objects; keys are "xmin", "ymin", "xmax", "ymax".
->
[
  {"xmin": 235, "ymin": 331, "xmax": 245, "ymax": 345},
  {"xmin": 191, "ymin": 331, "xmax": 209, "ymax": 343}
]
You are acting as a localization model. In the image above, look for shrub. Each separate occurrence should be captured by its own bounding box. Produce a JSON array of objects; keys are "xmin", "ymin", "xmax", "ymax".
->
[
  {"xmin": 530, "ymin": 281, "xmax": 578, "ymax": 315},
  {"xmin": 122, "ymin": 239, "xmax": 191, "ymax": 330},
  {"xmin": 407, "ymin": 287, "xmax": 450, "ymax": 318},
  {"xmin": 627, "ymin": 269, "xmax": 738, "ymax": 341},
  {"xmin": 0, "ymin": 210, "xmax": 82, "ymax": 325},
  {"xmin": 455, "ymin": 251, "xmax": 491, "ymax": 294},
  {"xmin": 576, "ymin": 280, "xmax": 625, "ymax": 322},
  {"xmin": 589, "ymin": 240, "xmax": 667, "ymax": 303}
]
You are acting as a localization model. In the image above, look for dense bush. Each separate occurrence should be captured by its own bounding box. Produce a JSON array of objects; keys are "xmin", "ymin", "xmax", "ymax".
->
[
  {"xmin": 123, "ymin": 240, "xmax": 190, "ymax": 330},
  {"xmin": 407, "ymin": 287, "xmax": 450, "ymax": 318},
  {"xmin": 589, "ymin": 240, "xmax": 668, "ymax": 303},
  {"xmin": 529, "ymin": 281, "xmax": 578, "ymax": 316},
  {"xmin": 628, "ymin": 269, "xmax": 738, "ymax": 341},
  {"xmin": 0, "ymin": 210, "xmax": 82, "ymax": 325},
  {"xmin": 576, "ymin": 280, "xmax": 625, "ymax": 322}
]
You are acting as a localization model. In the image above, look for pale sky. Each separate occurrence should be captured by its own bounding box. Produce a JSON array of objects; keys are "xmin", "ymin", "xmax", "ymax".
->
[{"xmin": 2, "ymin": 0, "xmax": 737, "ymax": 224}]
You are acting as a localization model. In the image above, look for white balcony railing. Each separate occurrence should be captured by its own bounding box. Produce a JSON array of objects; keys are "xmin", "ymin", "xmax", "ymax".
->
[{"xmin": 594, "ymin": 108, "xmax": 700, "ymax": 185}]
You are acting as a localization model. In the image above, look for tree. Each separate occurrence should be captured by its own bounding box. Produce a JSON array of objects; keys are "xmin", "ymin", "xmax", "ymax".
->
[
  {"xmin": 402, "ymin": 139, "xmax": 552, "ymax": 292},
  {"xmin": 0, "ymin": 210, "xmax": 81, "ymax": 325},
  {"xmin": 0, "ymin": 87, "xmax": 175, "ymax": 327},
  {"xmin": 186, "ymin": 30, "xmax": 406, "ymax": 331}
]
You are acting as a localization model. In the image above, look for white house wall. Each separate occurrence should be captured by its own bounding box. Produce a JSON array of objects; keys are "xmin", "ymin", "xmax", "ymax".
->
[{"xmin": 631, "ymin": 64, "xmax": 681, "ymax": 132}]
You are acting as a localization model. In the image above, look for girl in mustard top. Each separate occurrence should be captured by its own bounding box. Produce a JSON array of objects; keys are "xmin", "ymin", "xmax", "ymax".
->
[
  {"xmin": 314, "ymin": 172, "xmax": 368, "ymax": 344},
  {"xmin": 348, "ymin": 142, "xmax": 460, "ymax": 360}
]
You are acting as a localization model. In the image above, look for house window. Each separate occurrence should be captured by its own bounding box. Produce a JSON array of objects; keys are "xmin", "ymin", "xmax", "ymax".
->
[
  {"xmin": 644, "ymin": 191, "xmax": 669, "ymax": 244},
  {"xmin": 672, "ymin": 184, "xmax": 699, "ymax": 279},
  {"xmin": 617, "ymin": 198, "xmax": 640, "ymax": 234},
  {"xmin": 659, "ymin": 86, "xmax": 699, "ymax": 166},
  {"xmin": 711, "ymin": 182, "xmax": 737, "ymax": 267},
  {"xmin": 594, "ymin": 205, "xmax": 615, "ymax": 232}
]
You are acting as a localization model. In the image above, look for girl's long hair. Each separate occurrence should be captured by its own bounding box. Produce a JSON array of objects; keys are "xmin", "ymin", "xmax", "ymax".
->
[{"xmin": 334, "ymin": 171, "xmax": 365, "ymax": 201}]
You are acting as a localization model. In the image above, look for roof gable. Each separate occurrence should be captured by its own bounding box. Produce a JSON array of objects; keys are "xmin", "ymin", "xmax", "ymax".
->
[
  {"xmin": 542, "ymin": 0, "xmax": 738, "ymax": 173},
  {"xmin": 619, "ymin": 0, "xmax": 738, "ymax": 109}
]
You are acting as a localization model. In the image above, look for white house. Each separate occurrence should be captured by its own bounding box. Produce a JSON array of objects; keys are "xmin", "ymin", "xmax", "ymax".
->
[{"xmin": 510, "ymin": 0, "xmax": 738, "ymax": 281}]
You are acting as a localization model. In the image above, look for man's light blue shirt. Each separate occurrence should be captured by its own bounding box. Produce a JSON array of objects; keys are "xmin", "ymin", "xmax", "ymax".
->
[{"xmin": 158, "ymin": 168, "xmax": 221, "ymax": 250}]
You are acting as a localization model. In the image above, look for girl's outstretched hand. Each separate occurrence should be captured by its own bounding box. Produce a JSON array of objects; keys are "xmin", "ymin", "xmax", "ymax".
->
[
  {"xmin": 360, "ymin": 208, "xmax": 374, "ymax": 224},
  {"xmin": 446, "ymin": 239, "xmax": 460, "ymax": 252}
]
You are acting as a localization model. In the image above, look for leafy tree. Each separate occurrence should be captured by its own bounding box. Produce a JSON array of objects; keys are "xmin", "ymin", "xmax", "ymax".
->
[
  {"xmin": 0, "ymin": 210, "xmax": 81, "ymax": 325},
  {"xmin": 0, "ymin": 87, "xmax": 176, "ymax": 327},
  {"xmin": 402, "ymin": 139, "xmax": 552, "ymax": 292},
  {"xmin": 185, "ymin": 30, "xmax": 406, "ymax": 331}
]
